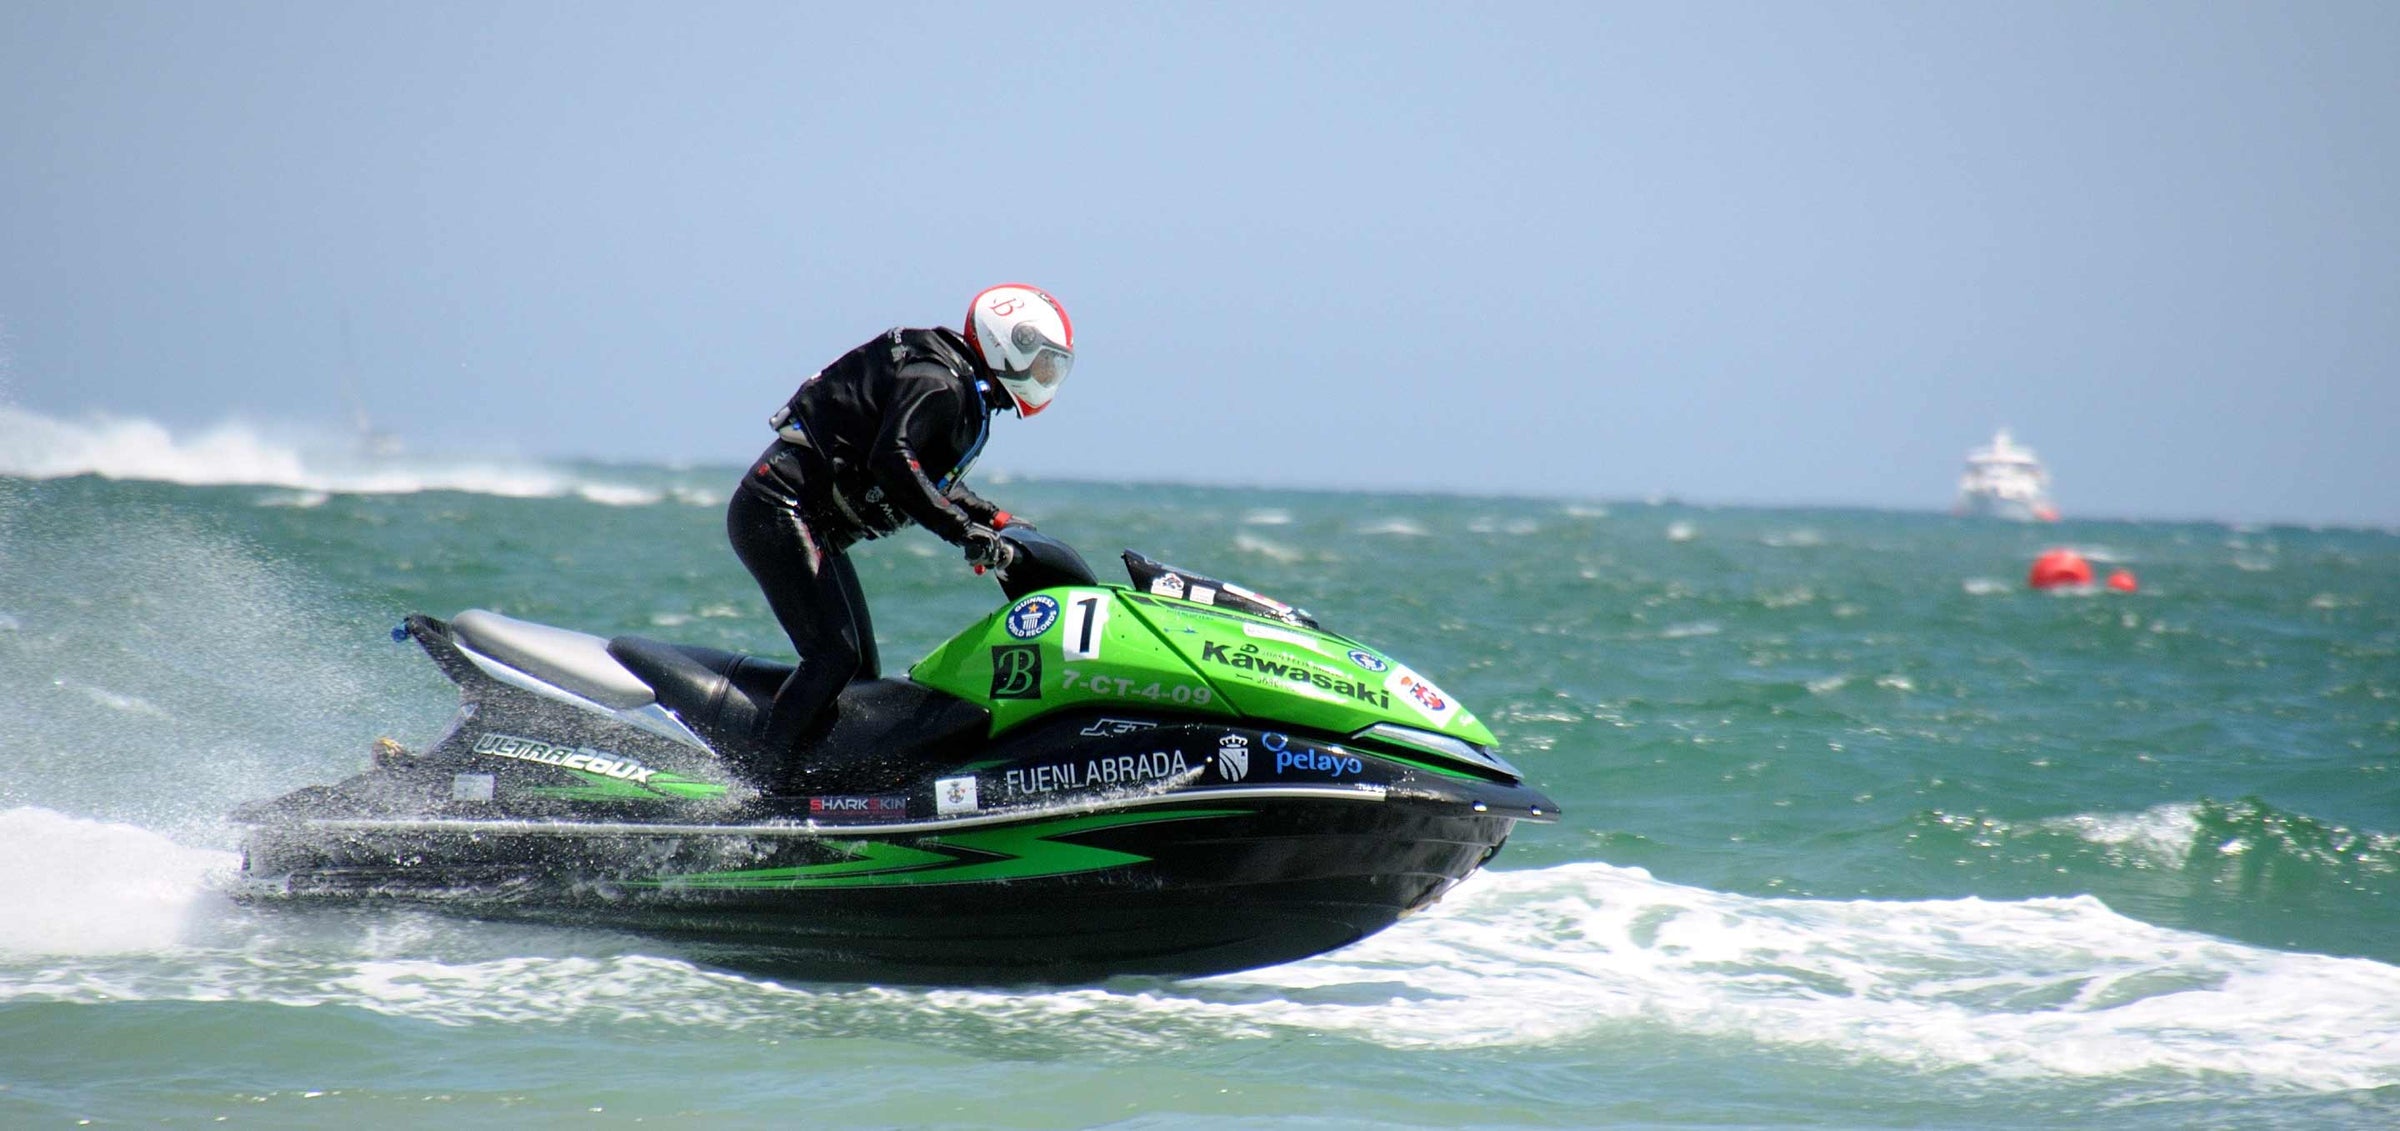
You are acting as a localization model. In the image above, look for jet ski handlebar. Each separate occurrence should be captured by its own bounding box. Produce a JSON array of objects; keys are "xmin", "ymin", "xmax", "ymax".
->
[{"xmin": 991, "ymin": 526, "xmax": 1321, "ymax": 631}]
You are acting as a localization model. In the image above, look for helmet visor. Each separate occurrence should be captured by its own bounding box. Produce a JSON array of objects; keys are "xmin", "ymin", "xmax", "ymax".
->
[{"xmin": 1025, "ymin": 343, "xmax": 1074, "ymax": 389}]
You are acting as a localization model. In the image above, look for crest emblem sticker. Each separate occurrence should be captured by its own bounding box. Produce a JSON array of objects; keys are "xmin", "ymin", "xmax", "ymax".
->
[
  {"xmin": 1347, "ymin": 648, "xmax": 1388, "ymax": 673},
  {"xmin": 935, "ymin": 775, "xmax": 980, "ymax": 815},
  {"xmin": 1005, "ymin": 595, "xmax": 1060, "ymax": 639},
  {"xmin": 1217, "ymin": 734, "xmax": 1252, "ymax": 781}
]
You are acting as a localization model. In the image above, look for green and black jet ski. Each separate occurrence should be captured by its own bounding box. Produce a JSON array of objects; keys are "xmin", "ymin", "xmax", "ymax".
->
[{"xmin": 234, "ymin": 527, "xmax": 1557, "ymax": 984}]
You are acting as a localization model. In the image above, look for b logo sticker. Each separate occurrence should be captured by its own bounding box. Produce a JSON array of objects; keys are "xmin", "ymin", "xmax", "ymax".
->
[{"xmin": 990, "ymin": 645, "xmax": 1043, "ymax": 699}]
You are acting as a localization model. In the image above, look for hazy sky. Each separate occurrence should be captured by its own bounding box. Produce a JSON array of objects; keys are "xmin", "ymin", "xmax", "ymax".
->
[{"xmin": 3, "ymin": 2, "xmax": 2393, "ymax": 524}]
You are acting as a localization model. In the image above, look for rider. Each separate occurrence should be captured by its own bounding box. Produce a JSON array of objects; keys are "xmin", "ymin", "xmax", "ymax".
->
[{"xmin": 728, "ymin": 283, "xmax": 1074, "ymax": 757}]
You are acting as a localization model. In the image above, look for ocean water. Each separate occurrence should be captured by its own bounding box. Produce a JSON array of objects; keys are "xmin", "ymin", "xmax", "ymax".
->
[{"xmin": 2, "ymin": 411, "xmax": 2397, "ymax": 1127}]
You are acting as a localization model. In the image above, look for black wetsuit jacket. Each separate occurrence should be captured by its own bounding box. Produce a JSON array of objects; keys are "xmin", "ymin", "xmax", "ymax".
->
[{"xmin": 746, "ymin": 327, "xmax": 1009, "ymax": 544}]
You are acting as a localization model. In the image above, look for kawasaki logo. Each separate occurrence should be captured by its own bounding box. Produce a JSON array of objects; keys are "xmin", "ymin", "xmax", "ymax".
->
[{"xmin": 1199, "ymin": 641, "xmax": 1390, "ymax": 709}]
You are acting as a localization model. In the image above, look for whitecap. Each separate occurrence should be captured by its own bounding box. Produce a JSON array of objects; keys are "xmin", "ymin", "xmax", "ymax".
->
[
  {"xmin": 2038, "ymin": 804, "xmax": 2203, "ymax": 870},
  {"xmin": 1355, "ymin": 519, "xmax": 1429, "ymax": 537},
  {"xmin": 574, "ymin": 483, "xmax": 665, "ymax": 507},
  {"xmin": 1233, "ymin": 532, "xmax": 1303, "ymax": 563},
  {"xmin": 1240, "ymin": 509, "xmax": 1293, "ymax": 526},
  {"xmin": 0, "ymin": 407, "xmax": 654, "ymax": 506}
]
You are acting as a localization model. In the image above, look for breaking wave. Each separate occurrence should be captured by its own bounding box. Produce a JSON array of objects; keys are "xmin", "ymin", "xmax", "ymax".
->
[{"xmin": 0, "ymin": 407, "xmax": 706, "ymax": 506}]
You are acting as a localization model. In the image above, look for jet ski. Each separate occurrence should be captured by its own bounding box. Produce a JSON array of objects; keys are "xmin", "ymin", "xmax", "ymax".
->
[{"xmin": 234, "ymin": 527, "xmax": 1558, "ymax": 983}]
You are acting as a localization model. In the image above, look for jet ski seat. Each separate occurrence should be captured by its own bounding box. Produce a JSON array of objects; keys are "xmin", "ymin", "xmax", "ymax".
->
[
  {"xmin": 609, "ymin": 635, "xmax": 992, "ymax": 791},
  {"xmin": 604, "ymin": 637, "xmax": 782, "ymax": 748},
  {"xmin": 450, "ymin": 609, "xmax": 656, "ymax": 709}
]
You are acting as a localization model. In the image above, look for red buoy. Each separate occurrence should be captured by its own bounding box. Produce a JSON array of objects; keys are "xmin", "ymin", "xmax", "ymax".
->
[
  {"xmin": 2028, "ymin": 548, "xmax": 2093, "ymax": 589},
  {"xmin": 2107, "ymin": 569, "xmax": 2138, "ymax": 592}
]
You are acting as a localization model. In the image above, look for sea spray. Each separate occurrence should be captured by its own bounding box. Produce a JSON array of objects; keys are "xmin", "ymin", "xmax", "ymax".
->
[
  {"xmin": 0, "ymin": 488, "xmax": 427, "ymax": 838},
  {"xmin": 0, "ymin": 809, "xmax": 232, "ymax": 955}
]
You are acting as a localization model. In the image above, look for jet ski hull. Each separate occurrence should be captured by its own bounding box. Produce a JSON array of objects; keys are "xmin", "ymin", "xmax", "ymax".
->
[{"xmin": 240, "ymin": 786, "xmax": 1526, "ymax": 982}]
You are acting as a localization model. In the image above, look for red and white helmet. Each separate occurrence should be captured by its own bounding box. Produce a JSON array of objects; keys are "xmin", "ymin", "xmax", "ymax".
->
[{"xmin": 964, "ymin": 284, "xmax": 1074, "ymax": 417}]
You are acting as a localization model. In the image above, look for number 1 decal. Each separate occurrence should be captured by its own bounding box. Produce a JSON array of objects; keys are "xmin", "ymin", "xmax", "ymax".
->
[{"xmin": 1062, "ymin": 591, "xmax": 1110, "ymax": 661}]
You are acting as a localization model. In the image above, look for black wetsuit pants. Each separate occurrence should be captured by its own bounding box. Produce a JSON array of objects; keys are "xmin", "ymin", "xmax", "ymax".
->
[{"xmin": 725, "ymin": 483, "xmax": 880, "ymax": 754}]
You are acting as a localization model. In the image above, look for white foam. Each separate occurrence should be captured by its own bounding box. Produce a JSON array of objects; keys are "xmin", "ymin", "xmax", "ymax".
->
[
  {"xmin": 255, "ymin": 489, "xmax": 331, "ymax": 508},
  {"xmin": 0, "ymin": 808, "xmax": 236, "ymax": 955},
  {"xmin": 1962, "ymin": 578, "xmax": 2011, "ymax": 596},
  {"xmin": 2040, "ymin": 803, "xmax": 2205, "ymax": 869},
  {"xmin": 1354, "ymin": 518, "xmax": 1429, "ymax": 537},
  {"xmin": 1232, "ymin": 532, "xmax": 1304, "ymax": 563},
  {"xmin": 0, "ymin": 407, "xmax": 659, "ymax": 504},
  {"xmin": 1183, "ymin": 864, "xmax": 2400, "ymax": 1090},
  {"xmin": 573, "ymin": 483, "xmax": 665, "ymax": 507},
  {"xmin": 1241, "ymin": 509, "xmax": 1293, "ymax": 526},
  {"xmin": 6, "ymin": 856, "xmax": 2394, "ymax": 1093}
]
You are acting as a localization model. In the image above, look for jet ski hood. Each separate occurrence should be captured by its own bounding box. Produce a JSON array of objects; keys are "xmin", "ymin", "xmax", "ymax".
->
[{"xmin": 910, "ymin": 537, "xmax": 1511, "ymax": 783}]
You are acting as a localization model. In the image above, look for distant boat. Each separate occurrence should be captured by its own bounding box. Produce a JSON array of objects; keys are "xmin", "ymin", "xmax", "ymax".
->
[{"xmin": 1955, "ymin": 428, "xmax": 2058, "ymax": 522}]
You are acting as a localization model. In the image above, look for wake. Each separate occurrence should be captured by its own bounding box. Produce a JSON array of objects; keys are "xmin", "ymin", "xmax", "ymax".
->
[{"xmin": 3, "ymin": 808, "xmax": 2395, "ymax": 1093}]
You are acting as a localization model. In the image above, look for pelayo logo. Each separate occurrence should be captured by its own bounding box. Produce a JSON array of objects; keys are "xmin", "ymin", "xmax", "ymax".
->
[{"xmin": 1005, "ymin": 594, "xmax": 1060, "ymax": 639}]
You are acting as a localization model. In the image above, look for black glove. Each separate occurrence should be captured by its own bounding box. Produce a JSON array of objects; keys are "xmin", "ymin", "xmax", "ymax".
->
[{"xmin": 962, "ymin": 526, "xmax": 1015, "ymax": 574}]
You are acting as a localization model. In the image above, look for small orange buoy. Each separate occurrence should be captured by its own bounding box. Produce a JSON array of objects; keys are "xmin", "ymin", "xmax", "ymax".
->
[
  {"xmin": 2106, "ymin": 569, "xmax": 2138, "ymax": 592},
  {"xmin": 2028, "ymin": 548, "xmax": 2093, "ymax": 589}
]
